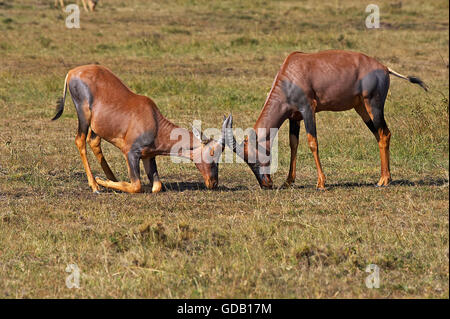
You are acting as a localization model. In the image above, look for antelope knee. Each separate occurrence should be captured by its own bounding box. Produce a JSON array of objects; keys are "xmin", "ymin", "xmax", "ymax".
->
[
  {"xmin": 308, "ymin": 140, "xmax": 317, "ymax": 152},
  {"xmin": 130, "ymin": 182, "xmax": 142, "ymax": 193},
  {"xmin": 378, "ymin": 133, "xmax": 391, "ymax": 148},
  {"xmin": 75, "ymin": 136, "xmax": 85, "ymax": 149}
]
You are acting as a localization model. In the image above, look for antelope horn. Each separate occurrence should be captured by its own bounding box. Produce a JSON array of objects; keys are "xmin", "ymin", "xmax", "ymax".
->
[{"xmin": 222, "ymin": 114, "xmax": 245, "ymax": 159}]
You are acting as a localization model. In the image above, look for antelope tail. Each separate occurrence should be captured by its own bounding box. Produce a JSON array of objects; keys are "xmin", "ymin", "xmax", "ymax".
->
[
  {"xmin": 51, "ymin": 73, "xmax": 69, "ymax": 121},
  {"xmin": 387, "ymin": 67, "xmax": 428, "ymax": 92}
]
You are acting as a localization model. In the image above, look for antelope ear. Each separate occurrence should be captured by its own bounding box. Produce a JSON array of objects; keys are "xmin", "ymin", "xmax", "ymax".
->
[
  {"xmin": 192, "ymin": 127, "xmax": 201, "ymax": 140},
  {"xmin": 192, "ymin": 127, "xmax": 202, "ymax": 141},
  {"xmin": 192, "ymin": 127, "xmax": 209, "ymax": 144}
]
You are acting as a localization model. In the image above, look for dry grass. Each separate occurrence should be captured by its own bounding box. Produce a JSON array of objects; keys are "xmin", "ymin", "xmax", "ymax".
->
[{"xmin": 0, "ymin": 0, "xmax": 448, "ymax": 298}]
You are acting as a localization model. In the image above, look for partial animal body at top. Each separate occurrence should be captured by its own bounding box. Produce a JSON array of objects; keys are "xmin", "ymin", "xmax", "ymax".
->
[
  {"xmin": 54, "ymin": 0, "xmax": 98, "ymax": 12},
  {"xmin": 52, "ymin": 65, "xmax": 226, "ymax": 193},
  {"xmin": 223, "ymin": 50, "xmax": 427, "ymax": 189}
]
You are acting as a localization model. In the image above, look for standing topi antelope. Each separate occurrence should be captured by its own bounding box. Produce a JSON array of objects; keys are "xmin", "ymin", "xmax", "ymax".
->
[
  {"xmin": 55, "ymin": 0, "xmax": 98, "ymax": 12},
  {"xmin": 52, "ymin": 65, "xmax": 227, "ymax": 193},
  {"xmin": 223, "ymin": 50, "xmax": 427, "ymax": 189}
]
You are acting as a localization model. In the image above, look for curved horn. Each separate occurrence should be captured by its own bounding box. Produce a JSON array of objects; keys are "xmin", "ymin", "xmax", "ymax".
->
[{"xmin": 222, "ymin": 114, "xmax": 245, "ymax": 159}]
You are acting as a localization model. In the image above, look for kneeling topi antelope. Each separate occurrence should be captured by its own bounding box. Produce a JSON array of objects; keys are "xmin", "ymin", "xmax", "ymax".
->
[{"xmin": 52, "ymin": 65, "xmax": 227, "ymax": 193}]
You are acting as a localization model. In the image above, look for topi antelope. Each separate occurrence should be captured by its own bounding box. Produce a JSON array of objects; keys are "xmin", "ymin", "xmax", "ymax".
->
[
  {"xmin": 55, "ymin": 0, "xmax": 98, "ymax": 12},
  {"xmin": 223, "ymin": 50, "xmax": 427, "ymax": 189},
  {"xmin": 52, "ymin": 65, "xmax": 227, "ymax": 193}
]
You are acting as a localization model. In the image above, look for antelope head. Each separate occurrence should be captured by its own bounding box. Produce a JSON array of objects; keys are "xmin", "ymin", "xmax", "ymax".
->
[
  {"xmin": 221, "ymin": 115, "xmax": 273, "ymax": 189},
  {"xmin": 191, "ymin": 123, "xmax": 227, "ymax": 189}
]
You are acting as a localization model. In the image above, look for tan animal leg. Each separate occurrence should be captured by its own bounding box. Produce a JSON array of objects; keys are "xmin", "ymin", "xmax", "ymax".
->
[
  {"xmin": 75, "ymin": 131, "xmax": 100, "ymax": 193},
  {"xmin": 359, "ymin": 98, "xmax": 392, "ymax": 186},
  {"xmin": 79, "ymin": 0, "xmax": 89, "ymax": 12},
  {"xmin": 87, "ymin": 129, "xmax": 118, "ymax": 182},
  {"xmin": 87, "ymin": 0, "xmax": 96, "ymax": 11},
  {"xmin": 55, "ymin": 0, "xmax": 65, "ymax": 10},
  {"xmin": 96, "ymin": 177, "xmax": 142, "ymax": 193},
  {"xmin": 377, "ymin": 126, "xmax": 392, "ymax": 186},
  {"xmin": 307, "ymin": 133, "xmax": 326, "ymax": 190}
]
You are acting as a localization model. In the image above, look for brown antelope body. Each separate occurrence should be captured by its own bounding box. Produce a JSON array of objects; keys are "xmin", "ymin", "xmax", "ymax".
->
[
  {"xmin": 223, "ymin": 50, "xmax": 427, "ymax": 189},
  {"xmin": 52, "ymin": 65, "xmax": 225, "ymax": 193}
]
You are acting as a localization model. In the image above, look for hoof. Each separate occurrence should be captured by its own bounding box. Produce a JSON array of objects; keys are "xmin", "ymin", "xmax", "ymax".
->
[
  {"xmin": 282, "ymin": 180, "xmax": 295, "ymax": 188},
  {"xmin": 95, "ymin": 176, "xmax": 105, "ymax": 184},
  {"xmin": 376, "ymin": 177, "xmax": 392, "ymax": 187},
  {"xmin": 316, "ymin": 187, "xmax": 327, "ymax": 191},
  {"xmin": 152, "ymin": 181, "xmax": 163, "ymax": 193},
  {"xmin": 93, "ymin": 190, "xmax": 101, "ymax": 195}
]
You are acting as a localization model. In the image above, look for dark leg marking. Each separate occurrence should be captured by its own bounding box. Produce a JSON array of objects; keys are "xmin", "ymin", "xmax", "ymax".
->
[
  {"xmin": 359, "ymin": 69, "xmax": 390, "ymax": 130},
  {"xmin": 127, "ymin": 151, "xmax": 141, "ymax": 182},
  {"xmin": 127, "ymin": 131, "xmax": 156, "ymax": 181},
  {"xmin": 284, "ymin": 119, "xmax": 300, "ymax": 186},
  {"xmin": 144, "ymin": 157, "xmax": 163, "ymax": 193},
  {"xmin": 364, "ymin": 120, "xmax": 377, "ymax": 134},
  {"xmin": 145, "ymin": 158, "xmax": 159, "ymax": 183},
  {"xmin": 289, "ymin": 118, "xmax": 300, "ymax": 137},
  {"xmin": 68, "ymin": 77, "xmax": 94, "ymax": 112},
  {"xmin": 130, "ymin": 131, "xmax": 156, "ymax": 155},
  {"xmin": 126, "ymin": 131, "xmax": 156, "ymax": 189},
  {"xmin": 281, "ymin": 79, "xmax": 315, "ymax": 137}
]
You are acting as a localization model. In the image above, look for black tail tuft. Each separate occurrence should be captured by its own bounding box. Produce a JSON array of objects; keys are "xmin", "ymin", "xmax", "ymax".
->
[
  {"xmin": 51, "ymin": 97, "xmax": 65, "ymax": 121},
  {"xmin": 407, "ymin": 76, "xmax": 428, "ymax": 92}
]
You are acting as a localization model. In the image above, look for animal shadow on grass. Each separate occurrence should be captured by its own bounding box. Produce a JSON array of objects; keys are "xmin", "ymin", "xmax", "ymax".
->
[
  {"xmin": 63, "ymin": 171, "xmax": 248, "ymax": 194},
  {"xmin": 281, "ymin": 178, "xmax": 448, "ymax": 190},
  {"xmin": 162, "ymin": 182, "xmax": 248, "ymax": 193},
  {"xmin": 95, "ymin": 181, "xmax": 248, "ymax": 194},
  {"xmin": 389, "ymin": 178, "xmax": 448, "ymax": 187},
  {"xmin": 68, "ymin": 172, "xmax": 448, "ymax": 194},
  {"xmin": 306, "ymin": 178, "xmax": 448, "ymax": 190}
]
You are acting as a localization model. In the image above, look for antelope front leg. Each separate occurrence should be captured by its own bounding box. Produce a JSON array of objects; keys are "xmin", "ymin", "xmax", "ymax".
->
[
  {"xmin": 143, "ymin": 157, "xmax": 163, "ymax": 193},
  {"xmin": 284, "ymin": 119, "xmax": 300, "ymax": 187},
  {"xmin": 95, "ymin": 151, "xmax": 142, "ymax": 193},
  {"xmin": 307, "ymin": 133, "xmax": 326, "ymax": 190},
  {"xmin": 55, "ymin": 0, "xmax": 64, "ymax": 10}
]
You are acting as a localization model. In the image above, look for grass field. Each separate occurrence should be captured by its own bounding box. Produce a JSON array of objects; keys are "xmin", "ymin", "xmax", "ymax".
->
[{"xmin": 0, "ymin": 0, "xmax": 448, "ymax": 298}]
